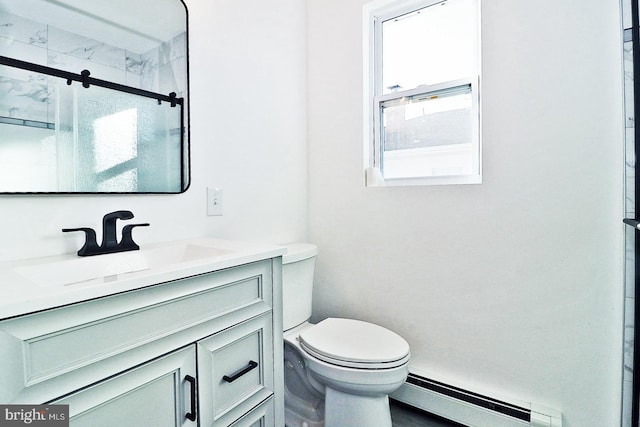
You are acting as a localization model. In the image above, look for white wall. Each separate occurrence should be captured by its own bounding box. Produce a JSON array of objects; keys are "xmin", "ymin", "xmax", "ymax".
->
[
  {"xmin": 0, "ymin": 0, "xmax": 308, "ymax": 262},
  {"xmin": 307, "ymin": 1, "xmax": 625, "ymax": 426}
]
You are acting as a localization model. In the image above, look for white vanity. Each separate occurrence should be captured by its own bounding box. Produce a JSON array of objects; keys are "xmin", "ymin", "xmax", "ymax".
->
[{"xmin": 0, "ymin": 238, "xmax": 285, "ymax": 427}]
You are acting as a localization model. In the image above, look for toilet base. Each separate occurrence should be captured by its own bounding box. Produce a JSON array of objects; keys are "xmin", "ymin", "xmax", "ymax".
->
[{"xmin": 324, "ymin": 386, "xmax": 392, "ymax": 427}]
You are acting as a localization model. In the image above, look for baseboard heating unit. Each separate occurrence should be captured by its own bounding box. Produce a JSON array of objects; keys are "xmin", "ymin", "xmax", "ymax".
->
[{"xmin": 390, "ymin": 373, "xmax": 562, "ymax": 427}]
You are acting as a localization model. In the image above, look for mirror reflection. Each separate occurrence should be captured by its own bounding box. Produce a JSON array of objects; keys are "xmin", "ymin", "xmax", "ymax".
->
[{"xmin": 0, "ymin": 0, "xmax": 189, "ymax": 193}]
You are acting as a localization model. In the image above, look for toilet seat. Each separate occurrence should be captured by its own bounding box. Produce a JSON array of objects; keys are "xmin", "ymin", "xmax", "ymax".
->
[{"xmin": 298, "ymin": 318, "xmax": 410, "ymax": 369}]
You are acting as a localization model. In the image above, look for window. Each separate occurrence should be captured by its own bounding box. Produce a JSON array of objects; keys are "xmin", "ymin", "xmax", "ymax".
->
[{"xmin": 364, "ymin": 0, "xmax": 480, "ymax": 186}]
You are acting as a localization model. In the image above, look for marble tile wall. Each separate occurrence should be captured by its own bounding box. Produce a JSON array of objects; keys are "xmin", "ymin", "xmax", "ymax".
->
[{"xmin": 0, "ymin": 10, "xmax": 186, "ymax": 124}]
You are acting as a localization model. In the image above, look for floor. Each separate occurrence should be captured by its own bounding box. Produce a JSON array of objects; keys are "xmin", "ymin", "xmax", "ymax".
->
[{"xmin": 390, "ymin": 400, "xmax": 465, "ymax": 427}]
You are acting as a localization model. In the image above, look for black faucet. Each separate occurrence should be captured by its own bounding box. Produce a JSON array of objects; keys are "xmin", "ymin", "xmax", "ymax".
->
[{"xmin": 63, "ymin": 210, "xmax": 150, "ymax": 256}]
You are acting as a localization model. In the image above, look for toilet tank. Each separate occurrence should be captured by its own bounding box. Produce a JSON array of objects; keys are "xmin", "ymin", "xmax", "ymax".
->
[{"xmin": 282, "ymin": 243, "xmax": 318, "ymax": 331}]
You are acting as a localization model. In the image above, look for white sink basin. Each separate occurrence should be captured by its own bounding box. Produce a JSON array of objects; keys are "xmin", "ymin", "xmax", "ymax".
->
[
  {"xmin": 143, "ymin": 243, "xmax": 230, "ymax": 268},
  {"xmin": 14, "ymin": 243, "xmax": 231, "ymax": 288}
]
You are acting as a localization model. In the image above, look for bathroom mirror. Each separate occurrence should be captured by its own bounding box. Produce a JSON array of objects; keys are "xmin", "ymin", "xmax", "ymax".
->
[{"xmin": 0, "ymin": 0, "xmax": 189, "ymax": 193}]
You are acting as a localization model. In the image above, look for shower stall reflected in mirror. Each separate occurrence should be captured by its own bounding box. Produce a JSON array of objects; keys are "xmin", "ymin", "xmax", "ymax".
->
[{"xmin": 0, "ymin": 0, "xmax": 189, "ymax": 193}]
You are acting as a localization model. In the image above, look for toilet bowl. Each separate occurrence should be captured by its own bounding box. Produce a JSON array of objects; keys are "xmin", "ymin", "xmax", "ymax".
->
[{"xmin": 282, "ymin": 243, "xmax": 410, "ymax": 427}]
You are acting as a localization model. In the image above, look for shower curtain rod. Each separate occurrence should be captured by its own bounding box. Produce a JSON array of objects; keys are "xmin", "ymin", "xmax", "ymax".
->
[{"xmin": 0, "ymin": 55, "xmax": 182, "ymax": 107}]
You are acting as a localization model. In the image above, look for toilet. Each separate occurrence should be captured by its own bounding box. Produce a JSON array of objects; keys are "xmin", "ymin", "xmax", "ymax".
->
[{"xmin": 282, "ymin": 243, "xmax": 410, "ymax": 427}]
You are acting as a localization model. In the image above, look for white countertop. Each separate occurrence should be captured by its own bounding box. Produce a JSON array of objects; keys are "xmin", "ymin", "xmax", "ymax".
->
[{"xmin": 0, "ymin": 237, "xmax": 286, "ymax": 320}]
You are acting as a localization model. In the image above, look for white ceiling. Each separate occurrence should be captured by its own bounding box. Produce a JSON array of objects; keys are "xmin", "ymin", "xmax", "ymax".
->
[{"xmin": 0, "ymin": 0, "xmax": 186, "ymax": 53}]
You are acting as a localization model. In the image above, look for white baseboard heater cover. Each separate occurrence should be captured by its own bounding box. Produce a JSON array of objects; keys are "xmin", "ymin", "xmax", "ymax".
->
[{"xmin": 391, "ymin": 374, "xmax": 562, "ymax": 427}]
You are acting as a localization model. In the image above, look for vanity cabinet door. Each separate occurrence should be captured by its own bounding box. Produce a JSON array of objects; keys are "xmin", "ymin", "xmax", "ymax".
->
[
  {"xmin": 52, "ymin": 346, "xmax": 197, "ymax": 427},
  {"xmin": 197, "ymin": 313, "xmax": 274, "ymax": 427},
  {"xmin": 227, "ymin": 396, "xmax": 274, "ymax": 427}
]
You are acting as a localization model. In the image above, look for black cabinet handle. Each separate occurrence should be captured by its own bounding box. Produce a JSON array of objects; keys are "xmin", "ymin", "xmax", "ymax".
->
[
  {"xmin": 222, "ymin": 360, "xmax": 258, "ymax": 383},
  {"xmin": 185, "ymin": 375, "xmax": 197, "ymax": 421}
]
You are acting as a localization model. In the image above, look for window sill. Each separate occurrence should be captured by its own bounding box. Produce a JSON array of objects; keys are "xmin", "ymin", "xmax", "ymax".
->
[{"xmin": 364, "ymin": 167, "xmax": 482, "ymax": 187}]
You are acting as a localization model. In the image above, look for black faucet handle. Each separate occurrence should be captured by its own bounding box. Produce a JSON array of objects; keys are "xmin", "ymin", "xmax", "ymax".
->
[
  {"xmin": 62, "ymin": 227, "xmax": 100, "ymax": 257},
  {"xmin": 120, "ymin": 223, "xmax": 150, "ymax": 252}
]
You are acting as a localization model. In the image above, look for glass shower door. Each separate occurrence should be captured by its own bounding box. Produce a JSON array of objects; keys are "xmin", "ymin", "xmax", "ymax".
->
[
  {"xmin": 69, "ymin": 83, "xmax": 183, "ymax": 193},
  {"xmin": 623, "ymin": 1, "xmax": 640, "ymax": 426},
  {"xmin": 0, "ymin": 55, "xmax": 186, "ymax": 194}
]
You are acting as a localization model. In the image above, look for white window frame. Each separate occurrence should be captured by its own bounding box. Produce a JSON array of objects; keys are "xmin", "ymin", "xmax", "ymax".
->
[{"xmin": 363, "ymin": 0, "xmax": 482, "ymax": 187}]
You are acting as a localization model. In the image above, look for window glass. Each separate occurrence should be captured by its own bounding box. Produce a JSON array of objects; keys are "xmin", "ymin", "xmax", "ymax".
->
[
  {"xmin": 381, "ymin": 87, "xmax": 473, "ymax": 179},
  {"xmin": 382, "ymin": 0, "xmax": 477, "ymax": 94}
]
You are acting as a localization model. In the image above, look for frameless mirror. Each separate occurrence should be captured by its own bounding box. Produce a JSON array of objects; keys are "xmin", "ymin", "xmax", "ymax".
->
[{"xmin": 0, "ymin": 0, "xmax": 189, "ymax": 193}]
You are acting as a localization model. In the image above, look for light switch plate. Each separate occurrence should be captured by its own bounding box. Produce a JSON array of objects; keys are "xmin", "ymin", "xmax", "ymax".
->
[{"xmin": 207, "ymin": 187, "xmax": 223, "ymax": 216}]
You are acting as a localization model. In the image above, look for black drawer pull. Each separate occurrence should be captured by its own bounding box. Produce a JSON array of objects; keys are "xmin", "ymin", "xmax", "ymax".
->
[
  {"xmin": 222, "ymin": 360, "xmax": 258, "ymax": 383},
  {"xmin": 185, "ymin": 375, "xmax": 197, "ymax": 421}
]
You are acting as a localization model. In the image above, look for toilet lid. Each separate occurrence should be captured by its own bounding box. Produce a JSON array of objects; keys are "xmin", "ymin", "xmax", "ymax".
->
[{"xmin": 298, "ymin": 318, "xmax": 410, "ymax": 369}]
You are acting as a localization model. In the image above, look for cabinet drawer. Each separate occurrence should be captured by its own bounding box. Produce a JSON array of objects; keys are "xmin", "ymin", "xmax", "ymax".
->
[
  {"xmin": 198, "ymin": 313, "xmax": 274, "ymax": 427},
  {"xmin": 0, "ymin": 260, "xmax": 273, "ymax": 404}
]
